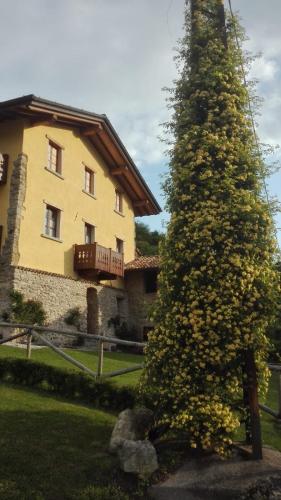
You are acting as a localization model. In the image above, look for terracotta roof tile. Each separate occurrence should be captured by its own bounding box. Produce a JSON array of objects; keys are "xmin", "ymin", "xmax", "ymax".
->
[{"xmin": 125, "ymin": 256, "xmax": 160, "ymax": 271}]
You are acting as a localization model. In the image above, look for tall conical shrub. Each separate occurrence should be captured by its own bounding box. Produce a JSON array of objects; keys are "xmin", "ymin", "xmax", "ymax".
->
[{"xmin": 140, "ymin": 0, "xmax": 279, "ymax": 454}]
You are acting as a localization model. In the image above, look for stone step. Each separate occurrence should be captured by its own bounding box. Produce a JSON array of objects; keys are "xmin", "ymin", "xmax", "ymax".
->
[{"xmin": 150, "ymin": 447, "xmax": 281, "ymax": 500}]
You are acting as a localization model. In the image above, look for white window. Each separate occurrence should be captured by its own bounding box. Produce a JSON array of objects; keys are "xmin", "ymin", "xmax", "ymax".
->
[
  {"xmin": 116, "ymin": 238, "xmax": 124, "ymax": 254},
  {"xmin": 48, "ymin": 141, "xmax": 62, "ymax": 174},
  {"xmin": 84, "ymin": 223, "xmax": 95, "ymax": 244},
  {"xmin": 84, "ymin": 167, "xmax": 95, "ymax": 195},
  {"xmin": 115, "ymin": 190, "xmax": 123, "ymax": 213},
  {"xmin": 44, "ymin": 205, "xmax": 61, "ymax": 239}
]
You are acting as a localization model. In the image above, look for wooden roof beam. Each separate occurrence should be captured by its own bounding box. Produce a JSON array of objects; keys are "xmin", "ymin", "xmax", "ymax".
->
[
  {"xmin": 28, "ymin": 113, "xmax": 59, "ymax": 127},
  {"xmin": 133, "ymin": 199, "xmax": 150, "ymax": 208},
  {"xmin": 111, "ymin": 166, "xmax": 129, "ymax": 176},
  {"xmin": 82, "ymin": 124, "xmax": 103, "ymax": 137}
]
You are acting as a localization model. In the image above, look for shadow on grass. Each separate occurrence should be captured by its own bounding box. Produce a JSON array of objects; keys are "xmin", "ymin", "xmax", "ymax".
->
[{"xmin": 0, "ymin": 388, "xmax": 118, "ymax": 500}]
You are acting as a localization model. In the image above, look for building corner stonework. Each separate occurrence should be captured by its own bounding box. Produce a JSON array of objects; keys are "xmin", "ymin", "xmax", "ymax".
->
[{"xmin": 0, "ymin": 153, "xmax": 27, "ymax": 316}]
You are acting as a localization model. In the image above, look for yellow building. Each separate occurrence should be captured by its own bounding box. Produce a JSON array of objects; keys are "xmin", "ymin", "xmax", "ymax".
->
[{"xmin": 0, "ymin": 95, "xmax": 160, "ymax": 338}]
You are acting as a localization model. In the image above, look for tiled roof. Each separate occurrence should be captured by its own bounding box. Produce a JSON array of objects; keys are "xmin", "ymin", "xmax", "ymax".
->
[{"xmin": 125, "ymin": 256, "xmax": 160, "ymax": 271}]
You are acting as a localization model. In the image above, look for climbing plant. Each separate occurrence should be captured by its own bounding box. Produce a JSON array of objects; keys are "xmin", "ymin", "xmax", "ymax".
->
[
  {"xmin": 140, "ymin": 0, "xmax": 279, "ymax": 455},
  {"xmin": 2, "ymin": 290, "xmax": 46, "ymax": 325}
]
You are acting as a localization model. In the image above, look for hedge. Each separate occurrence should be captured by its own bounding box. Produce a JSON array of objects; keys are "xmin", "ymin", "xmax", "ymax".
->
[{"xmin": 0, "ymin": 358, "xmax": 136, "ymax": 411}]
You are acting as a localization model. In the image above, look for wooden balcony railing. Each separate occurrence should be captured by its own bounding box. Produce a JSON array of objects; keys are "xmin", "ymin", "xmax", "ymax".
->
[{"xmin": 74, "ymin": 243, "xmax": 124, "ymax": 279}]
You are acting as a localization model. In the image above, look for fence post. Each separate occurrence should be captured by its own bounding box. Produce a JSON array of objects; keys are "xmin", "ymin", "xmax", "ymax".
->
[
  {"xmin": 244, "ymin": 349, "xmax": 263, "ymax": 459},
  {"xmin": 278, "ymin": 372, "xmax": 281, "ymax": 419},
  {"xmin": 97, "ymin": 336, "xmax": 104, "ymax": 378},
  {"xmin": 242, "ymin": 375, "xmax": 251, "ymax": 445},
  {"xmin": 26, "ymin": 329, "xmax": 32, "ymax": 360}
]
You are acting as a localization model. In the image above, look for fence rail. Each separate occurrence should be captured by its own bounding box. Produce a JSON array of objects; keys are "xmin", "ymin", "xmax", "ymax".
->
[
  {"xmin": 1, "ymin": 321, "xmax": 281, "ymax": 418},
  {"xmin": 259, "ymin": 364, "xmax": 281, "ymax": 420},
  {"xmin": 0, "ymin": 322, "xmax": 145, "ymax": 380}
]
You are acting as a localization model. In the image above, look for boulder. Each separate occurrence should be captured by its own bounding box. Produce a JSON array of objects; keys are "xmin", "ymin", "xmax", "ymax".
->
[
  {"xmin": 118, "ymin": 439, "xmax": 158, "ymax": 478},
  {"xmin": 109, "ymin": 407, "xmax": 158, "ymax": 477},
  {"xmin": 109, "ymin": 409, "xmax": 136, "ymax": 453},
  {"xmin": 109, "ymin": 407, "xmax": 154, "ymax": 453}
]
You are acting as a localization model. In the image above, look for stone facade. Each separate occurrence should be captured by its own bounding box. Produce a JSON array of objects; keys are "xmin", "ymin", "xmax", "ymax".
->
[
  {"xmin": 0, "ymin": 265, "xmax": 128, "ymax": 344},
  {"xmin": 0, "ymin": 153, "xmax": 27, "ymax": 313},
  {"xmin": 125, "ymin": 270, "xmax": 157, "ymax": 341}
]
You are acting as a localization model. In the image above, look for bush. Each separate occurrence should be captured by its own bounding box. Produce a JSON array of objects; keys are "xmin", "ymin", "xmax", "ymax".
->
[
  {"xmin": 64, "ymin": 307, "xmax": 82, "ymax": 330},
  {"xmin": 72, "ymin": 485, "xmax": 130, "ymax": 500},
  {"xmin": 2, "ymin": 290, "xmax": 46, "ymax": 325},
  {"xmin": 0, "ymin": 358, "xmax": 136, "ymax": 411}
]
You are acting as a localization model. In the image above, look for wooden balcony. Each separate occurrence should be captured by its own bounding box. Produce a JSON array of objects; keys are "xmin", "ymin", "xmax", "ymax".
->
[{"xmin": 74, "ymin": 243, "xmax": 124, "ymax": 280}]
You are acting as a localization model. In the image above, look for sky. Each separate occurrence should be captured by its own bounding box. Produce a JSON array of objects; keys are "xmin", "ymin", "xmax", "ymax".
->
[{"xmin": 1, "ymin": 0, "xmax": 281, "ymax": 242}]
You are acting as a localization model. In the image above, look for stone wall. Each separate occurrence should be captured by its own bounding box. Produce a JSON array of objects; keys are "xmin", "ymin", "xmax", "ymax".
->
[
  {"xmin": 1, "ymin": 265, "xmax": 128, "ymax": 345},
  {"xmin": 0, "ymin": 153, "xmax": 27, "ymax": 314},
  {"xmin": 125, "ymin": 270, "xmax": 156, "ymax": 341}
]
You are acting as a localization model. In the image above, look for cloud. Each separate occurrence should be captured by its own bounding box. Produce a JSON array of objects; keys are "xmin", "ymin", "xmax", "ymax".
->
[
  {"xmin": 1, "ymin": 0, "xmax": 281, "ymax": 236},
  {"xmin": 250, "ymin": 57, "xmax": 279, "ymax": 82}
]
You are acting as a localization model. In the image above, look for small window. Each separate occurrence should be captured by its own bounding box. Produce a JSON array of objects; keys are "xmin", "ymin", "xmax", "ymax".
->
[
  {"xmin": 115, "ymin": 190, "xmax": 123, "ymax": 213},
  {"xmin": 144, "ymin": 270, "xmax": 158, "ymax": 294},
  {"xmin": 44, "ymin": 205, "xmax": 61, "ymax": 239},
  {"xmin": 48, "ymin": 141, "xmax": 62, "ymax": 174},
  {"xmin": 84, "ymin": 223, "xmax": 95, "ymax": 244},
  {"xmin": 116, "ymin": 238, "xmax": 124, "ymax": 254},
  {"xmin": 84, "ymin": 167, "xmax": 95, "ymax": 195}
]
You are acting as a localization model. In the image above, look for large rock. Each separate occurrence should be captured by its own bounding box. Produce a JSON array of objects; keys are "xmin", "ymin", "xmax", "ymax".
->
[
  {"xmin": 109, "ymin": 409, "xmax": 136, "ymax": 452},
  {"xmin": 118, "ymin": 439, "xmax": 158, "ymax": 478},
  {"xmin": 109, "ymin": 407, "xmax": 154, "ymax": 453},
  {"xmin": 109, "ymin": 407, "xmax": 158, "ymax": 477}
]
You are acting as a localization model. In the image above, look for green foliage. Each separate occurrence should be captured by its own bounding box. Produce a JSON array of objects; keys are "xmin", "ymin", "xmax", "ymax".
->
[
  {"xmin": 2, "ymin": 290, "xmax": 46, "ymax": 325},
  {"xmin": 108, "ymin": 316, "xmax": 139, "ymax": 353},
  {"xmin": 0, "ymin": 358, "xmax": 136, "ymax": 411},
  {"xmin": 141, "ymin": 1, "xmax": 279, "ymax": 455},
  {"xmin": 72, "ymin": 485, "xmax": 129, "ymax": 500},
  {"xmin": 135, "ymin": 221, "xmax": 163, "ymax": 255},
  {"xmin": 267, "ymin": 262, "xmax": 281, "ymax": 361},
  {"xmin": 64, "ymin": 306, "xmax": 82, "ymax": 330}
]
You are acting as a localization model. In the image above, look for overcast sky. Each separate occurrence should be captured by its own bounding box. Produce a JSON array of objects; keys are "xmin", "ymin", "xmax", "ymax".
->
[{"xmin": 1, "ymin": 0, "xmax": 281, "ymax": 242}]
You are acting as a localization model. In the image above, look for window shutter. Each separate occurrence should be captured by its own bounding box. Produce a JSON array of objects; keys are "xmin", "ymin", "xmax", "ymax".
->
[{"xmin": 0, "ymin": 154, "xmax": 9, "ymax": 185}]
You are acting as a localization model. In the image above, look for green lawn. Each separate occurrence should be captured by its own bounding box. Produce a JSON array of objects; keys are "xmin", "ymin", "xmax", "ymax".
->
[
  {"xmin": 0, "ymin": 345, "xmax": 281, "ymax": 499},
  {"xmin": 0, "ymin": 345, "xmax": 143, "ymax": 386},
  {"xmin": 260, "ymin": 372, "xmax": 281, "ymax": 451},
  {"xmin": 0, "ymin": 383, "xmax": 127, "ymax": 500}
]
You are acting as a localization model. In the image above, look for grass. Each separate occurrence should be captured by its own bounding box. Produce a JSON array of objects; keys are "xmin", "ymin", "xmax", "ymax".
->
[
  {"xmin": 260, "ymin": 371, "xmax": 281, "ymax": 451},
  {"xmin": 0, "ymin": 345, "xmax": 281, "ymax": 498},
  {"xmin": 0, "ymin": 383, "xmax": 131, "ymax": 500},
  {"xmin": 0, "ymin": 345, "xmax": 143, "ymax": 387}
]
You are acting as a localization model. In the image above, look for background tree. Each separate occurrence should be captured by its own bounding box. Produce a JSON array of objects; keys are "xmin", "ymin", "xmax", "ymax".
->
[
  {"xmin": 140, "ymin": 0, "xmax": 279, "ymax": 455},
  {"xmin": 135, "ymin": 221, "xmax": 163, "ymax": 256}
]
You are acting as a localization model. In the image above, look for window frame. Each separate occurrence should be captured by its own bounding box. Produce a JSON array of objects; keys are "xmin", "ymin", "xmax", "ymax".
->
[
  {"xmin": 43, "ymin": 204, "xmax": 61, "ymax": 241},
  {"xmin": 116, "ymin": 237, "xmax": 124, "ymax": 254},
  {"xmin": 84, "ymin": 222, "xmax": 95, "ymax": 244},
  {"xmin": 144, "ymin": 269, "xmax": 158, "ymax": 294},
  {"xmin": 115, "ymin": 190, "xmax": 123, "ymax": 214},
  {"xmin": 47, "ymin": 140, "xmax": 62, "ymax": 175},
  {"xmin": 84, "ymin": 166, "xmax": 95, "ymax": 196}
]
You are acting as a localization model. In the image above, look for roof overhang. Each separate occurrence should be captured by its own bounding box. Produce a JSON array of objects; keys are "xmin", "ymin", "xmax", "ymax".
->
[{"xmin": 0, "ymin": 95, "xmax": 161, "ymax": 216}]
